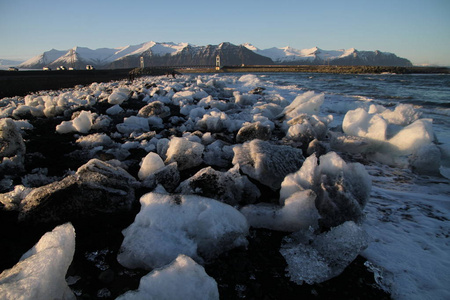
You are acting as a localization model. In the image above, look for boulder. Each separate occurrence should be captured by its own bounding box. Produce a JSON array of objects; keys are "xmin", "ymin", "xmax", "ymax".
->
[
  {"xmin": 18, "ymin": 159, "xmax": 139, "ymax": 223},
  {"xmin": 176, "ymin": 166, "xmax": 260, "ymax": 205},
  {"xmin": 236, "ymin": 122, "xmax": 272, "ymax": 143},
  {"xmin": 137, "ymin": 101, "xmax": 171, "ymax": 118},
  {"xmin": 232, "ymin": 139, "xmax": 304, "ymax": 190}
]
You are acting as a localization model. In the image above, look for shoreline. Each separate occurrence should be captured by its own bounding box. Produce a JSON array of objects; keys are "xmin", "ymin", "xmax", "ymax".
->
[
  {"xmin": 176, "ymin": 65, "xmax": 450, "ymax": 74},
  {"xmin": 1, "ymin": 65, "xmax": 448, "ymax": 98}
]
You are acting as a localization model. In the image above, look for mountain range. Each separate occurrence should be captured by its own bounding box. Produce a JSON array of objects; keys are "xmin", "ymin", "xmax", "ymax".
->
[{"xmin": 16, "ymin": 41, "xmax": 413, "ymax": 69}]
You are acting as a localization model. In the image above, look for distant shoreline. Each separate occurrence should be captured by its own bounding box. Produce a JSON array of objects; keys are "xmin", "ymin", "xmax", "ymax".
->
[
  {"xmin": 176, "ymin": 65, "xmax": 450, "ymax": 75},
  {"xmin": 1, "ymin": 65, "xmax": 448, "ymax": 98}
]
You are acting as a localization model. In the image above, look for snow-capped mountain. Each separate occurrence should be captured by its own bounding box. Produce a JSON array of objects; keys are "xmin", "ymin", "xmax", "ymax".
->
[
  {"xmin": 17, "ymin": 41, "xmax": 412, "ymax": 69},
  {"xmin": 243, "ymin": 44, "xmax": 412, "ymax": 67}
]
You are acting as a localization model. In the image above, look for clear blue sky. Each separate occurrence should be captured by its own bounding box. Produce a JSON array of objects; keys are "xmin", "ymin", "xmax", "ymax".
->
[{"xmin": 1, "ymin": 0, "xmax": 449, "ymax": 66}]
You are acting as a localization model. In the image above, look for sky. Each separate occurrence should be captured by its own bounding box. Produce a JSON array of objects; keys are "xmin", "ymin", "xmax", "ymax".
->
[{"xmin": 1, "ymin": 0, "xmax": 449, "ymax": 66}]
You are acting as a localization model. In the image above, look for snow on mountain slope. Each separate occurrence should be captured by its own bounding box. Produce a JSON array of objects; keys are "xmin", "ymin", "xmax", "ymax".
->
[
  {"xmin": 18, "ymin": 42, "xmax": 191, "ymax": 69},
  {"xmin": 243, "ymin": 44, "xmax": 359, "ymax": 63},
  {"xmin": 19, "ymin": 49, "xmax": 67, "ymax": 68}
]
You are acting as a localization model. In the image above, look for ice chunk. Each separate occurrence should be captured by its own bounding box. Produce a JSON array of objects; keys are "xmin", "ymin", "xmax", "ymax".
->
[
  {"xmin": 232, "ymin": 139, "xmax": 304, "ymax": 190},
  {"xmin": 117, "ymin": 190, "xmax": 249, "ymax": 269},
  {"xmin": 379, "ymin": 104, "xmax": 421, "ymax": 126},
  {"xmin": 116, "ymin": 255, "xmax": 219, "ymax": 300},
  {"xmin": 282, "ymin": 91, "xmax": 325, "ymax": 118},
  {"xmin": 105, "ymin": 104, "xmax": 124, "ymax": 115},
  {"xmin": 138, "ymin": 152, "xmax": 165, "ymax": 180},
  {"xmin": 108, "ymin": 90, "xmax": 129, "ymax": 105},
  {"xmin": 388, "ymin": 119, "xmax": 435, "ymax": 155},
  {"xmin": 164, "ymin": 137, "xmax": 204, "ymax": 170},
  {"xmin": 203, "ymin": 140, "xmax": 234, "ymax": 168},
  {"xmin": 116, "ymin": 116, "xmax": 150, "ymax": 134},
  {"xmin": 56, "ymin": 110, "xmax": 95, "ymax": 134},
  {"xmin": 409, "ymin": 143, "xmax": 442, "ymax": 175},
  {"xmin": 196, "ymin": 110, "xmax": 228, "ymax": 132},
  {"xmin": 343, "ymin": 108, "xmax": 388, "ymax": 141},
  {"xmin": 241, "ymin": 190, "xmax": 319, "ymax": 232},
  {"xmin": 0, "ymin": 223, "xmax": 76, "ymax": 300},
  {"xmin": 176, "ymin": 166, "xmax": 260, "ymax": 205},
  {"xmin": 280, "ymin": 152, "xmax": 371, "ymax": 229},
  {"xmin": 286, "ymin": 114, "xmax": 332, "ymax": 144},
  {"xmin": 280, "ymin": 221, "xmax": 368, "ymax": 285}
]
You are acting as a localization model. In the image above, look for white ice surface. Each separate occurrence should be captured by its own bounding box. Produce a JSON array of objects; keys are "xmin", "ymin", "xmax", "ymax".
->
[
  {"xmin": 117, "ymin": 189, "xmax": 249, "ymax": 270},
  {"xmin": 116, "ymin": 254, "xmax": 218, "ymax": 300},
  {"xmin": 0, "ymin": 223, "xmax": 76, "ymax": 300}
]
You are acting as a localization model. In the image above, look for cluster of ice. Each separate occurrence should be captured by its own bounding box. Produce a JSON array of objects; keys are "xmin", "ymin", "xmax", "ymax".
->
[
  {"xmin": 280, "ymin": 152, "xmax": 371, "ymax": 229},
  {"xmin": 117, "ymin": 188, "xmax": 249, "ymax": 270},
  {"xmin": 339, "ymin": 104, "xmax": 440, "ymax": 173},
  {"xmin": 280, "ymin": 221, "xmax": 368, "ymax": 285},
  {"xmin": 116, "ymin": 255, "xmax": 219, "ymax": 300},
  {"xmin": 0, "ymin": 223, "xmax": 76, "ymax": 300}
]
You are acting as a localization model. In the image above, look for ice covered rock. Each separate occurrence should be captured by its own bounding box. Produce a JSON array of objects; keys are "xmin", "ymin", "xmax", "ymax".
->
[
  {"xmin": 76, "ymin": 133, "xmax": 114, "ymax": 149},
  {"xmin": 0, "ymin": 118, "xmax": 25, "ymax": 159},
  {"xmin": 236, "ymin": 121, "xmax": 272, "ymax": 143},
  {"xmin": 19, "ymin": 159, "xmax": 139, "ymax": 223},
  {"xmin": 282, "ymin": 91, "xmax": 325, "ymax": 119},
  {"xmin": 280, "ymin": 152, "xmax": 371, "ymax": 229},
  {"xmin": 116, "ymin": 255, "xmax": 219, "ymax": 300},
  {"xmin": 280, "ymin": 221, "xmax": 368, "ymax": 285},
  {"xmin": 141, "ymin": 162, "xmax": 180, "ymax": 192},
  {"xmin": 116, "ymin": 116, "xmax": 150, "ymax": 134},
  {"xmin": 196, "ymin": 110, "xmax": 228, "ymax": 132},
  {"xmin": 232, "ymin": 139, "xmax": 304, "ymax": 190},
  {"xmin": 251, "ymin": 103, "xmax": 284, "ymax": 120},
  {"xmin": 164, "ymin": 137, "xmax": 205, "ymax": 170},
  {"xmin": 106, "ymin": 104, "xmax": 124, "ymax": 115},
  {"xmin": 138, "ymin": 101, "xmax": 171, "ymax": 118},
  {"xmin": 117, "ymin": 189, "xmax": 249, "ymax": 269},
  {"xmin": 0, "ymin": 223, "xmax": 76, "ymax": 300},
  {"xmin": 176, "ymin": 165, "xmax": 260, "ymax": 205},
  {"xmin": 286, "ymin": 114, "xmax": 332, "ymax": 145},
  {"xmin": 241, "ymin": 189, "xmax": 319, "ymax": 232},
  {"xmin": 138, "ymin": 152, "xmax": 165, "ymax": 180},
  {"xmin": 203, "ymin": 140, "xmax": 234, "ymax": 168},
  {"xmin": 233, "ymin": 91, "xmax": 259, "ymax": 107}
]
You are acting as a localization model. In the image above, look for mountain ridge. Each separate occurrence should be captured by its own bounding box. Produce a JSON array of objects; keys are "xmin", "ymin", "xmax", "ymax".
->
[{"xmin": 16, "ymin": 41, "xmax": 413, "ymax": 69}]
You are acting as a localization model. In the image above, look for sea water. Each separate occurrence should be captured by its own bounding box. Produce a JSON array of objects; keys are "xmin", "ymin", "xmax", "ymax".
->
[{"xmin": 253, "ymin": 72, "xmax": 450, "ymax": 300}]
